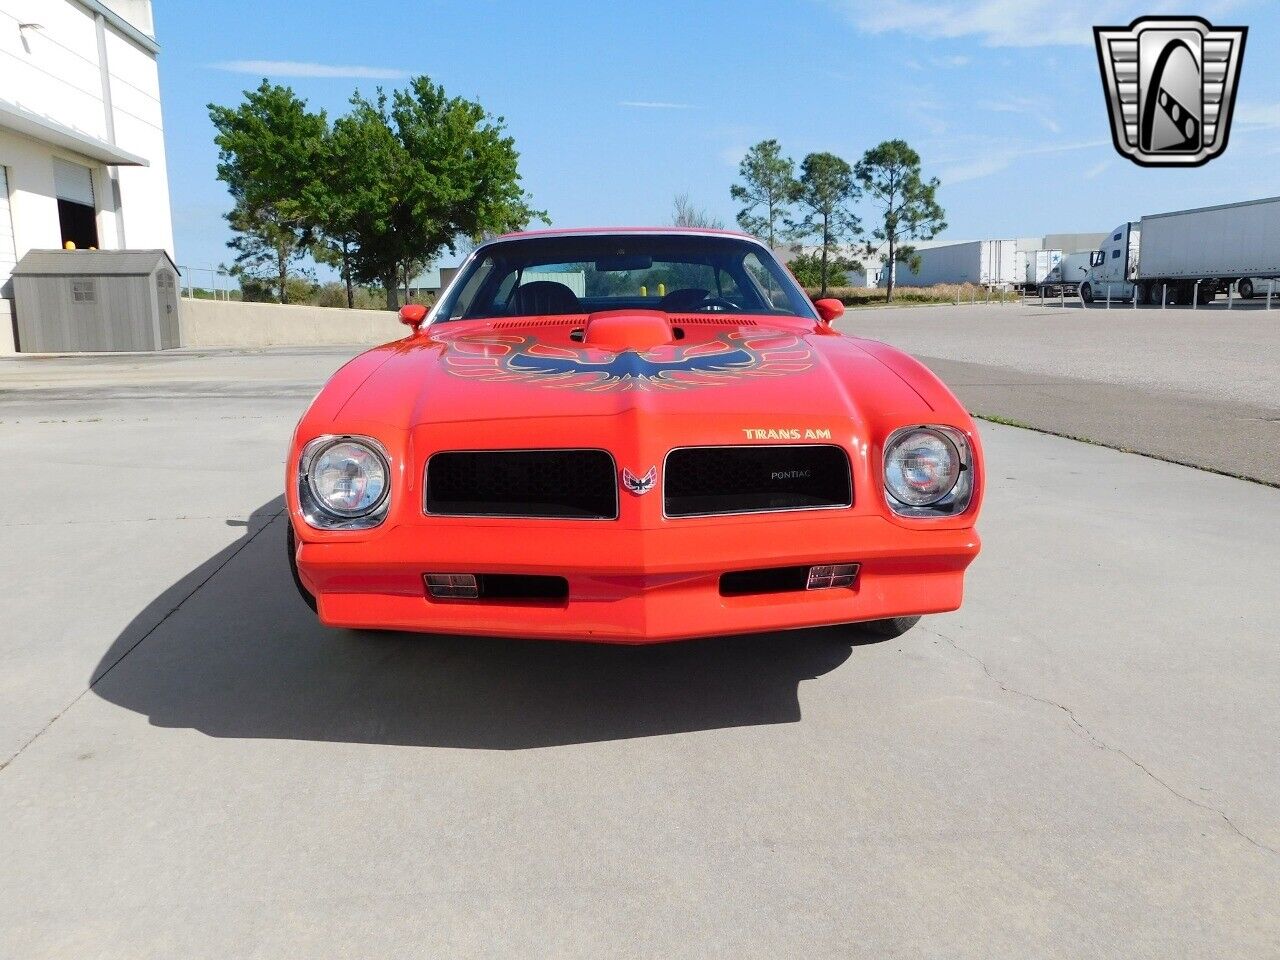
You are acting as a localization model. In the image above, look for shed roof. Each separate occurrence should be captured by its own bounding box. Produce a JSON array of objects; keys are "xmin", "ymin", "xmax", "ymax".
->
[{"xmin": 13, "ymin": 249, "xmax": 179, "ymax": 277}]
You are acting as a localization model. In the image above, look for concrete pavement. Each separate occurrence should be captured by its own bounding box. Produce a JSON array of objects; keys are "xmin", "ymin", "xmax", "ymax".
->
[
  {"xmin": 842, "ymin": 301, "xmax": 1280, "ymax": 484},
  {"xmin": 1, "ymin": 345, "xmax": 1277, "ymax": 958}
]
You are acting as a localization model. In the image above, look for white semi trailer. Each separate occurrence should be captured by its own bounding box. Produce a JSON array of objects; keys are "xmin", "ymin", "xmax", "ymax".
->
[
  {"xmin": 891, "ymin": 239, "xmax": 1020, "ymax": 288},
  {"xmin": 1080, "ymin": 196, "xmax": 1280, "ymax": 305},
  {"xmin": 1041, "ymin": 252, "xmax": 1094, "ymax": 294},
  {"xmin": 1017, "ymin": 249, "xmax": 1062, "ymax": 290}
]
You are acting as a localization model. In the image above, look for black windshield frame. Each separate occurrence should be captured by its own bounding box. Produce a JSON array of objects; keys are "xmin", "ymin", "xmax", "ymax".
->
[{"xmin": 431, "ymin": 233, "xmax": 818, "ymax": 323}]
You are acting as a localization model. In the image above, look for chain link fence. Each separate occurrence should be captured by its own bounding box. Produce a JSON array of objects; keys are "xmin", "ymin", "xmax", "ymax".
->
[{"xmin": 177, "ymin": 265, "xmax": 235, "ymax": 301}]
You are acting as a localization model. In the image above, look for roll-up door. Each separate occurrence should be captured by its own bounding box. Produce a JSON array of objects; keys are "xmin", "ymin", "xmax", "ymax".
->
[
  {"xmin": 53, "ymin": 158, "xmax": 99, "ymax": 250},
  {"xmin": 53, "ymin": 159, "xmax": 95, "ymax": 206}
]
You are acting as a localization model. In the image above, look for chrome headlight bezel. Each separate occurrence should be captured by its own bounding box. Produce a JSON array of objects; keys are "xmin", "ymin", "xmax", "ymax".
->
[
  {"xmin": 297, "ymin": 435, "xmax": 391, "ymax": 530},
  {"xmin": 882, "ymin": 425, "xmax": 974, "ymax": 518}
]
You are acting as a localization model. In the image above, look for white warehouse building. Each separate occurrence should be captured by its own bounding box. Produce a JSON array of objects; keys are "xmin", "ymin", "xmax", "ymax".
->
[{"xmin": 0, "ymin": 0, "xmax": 173, "ymax": 353}]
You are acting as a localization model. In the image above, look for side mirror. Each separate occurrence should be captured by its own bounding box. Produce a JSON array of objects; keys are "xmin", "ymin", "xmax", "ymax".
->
[
  {"xmin": 399, "ymin": 303, "xmax": 428, "ymax": 331},
  {"xmin": 814, "ymin": 298, "xmax": 845, "ymax": 324}
]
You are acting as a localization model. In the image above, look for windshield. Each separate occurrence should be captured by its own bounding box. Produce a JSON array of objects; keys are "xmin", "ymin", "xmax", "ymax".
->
[{"xmin": 433, "ymin": 233, "xmax": 817, "ymax": 322}]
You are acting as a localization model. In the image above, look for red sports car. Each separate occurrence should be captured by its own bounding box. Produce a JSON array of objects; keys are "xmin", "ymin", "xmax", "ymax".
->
[{"xmin": 286, "ymin": 229, "xmax": 982, "ymax": 643}]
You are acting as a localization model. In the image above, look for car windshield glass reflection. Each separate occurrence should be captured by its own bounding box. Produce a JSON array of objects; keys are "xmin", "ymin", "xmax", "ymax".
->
[{"xmin": 434, "ymin": 234, "xmax": 817, "ymax": 321}]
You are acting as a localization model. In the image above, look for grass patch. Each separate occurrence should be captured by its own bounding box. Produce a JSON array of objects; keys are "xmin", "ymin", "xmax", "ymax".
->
[{"xmin": 806, "ymin": 284, "xmax": 1022, "ymax": 307}]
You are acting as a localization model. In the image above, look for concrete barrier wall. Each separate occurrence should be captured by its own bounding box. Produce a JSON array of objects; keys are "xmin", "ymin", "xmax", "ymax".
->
[{"xmin": 179, "ymin": 298, "xmax": 405, "ymax": 348}]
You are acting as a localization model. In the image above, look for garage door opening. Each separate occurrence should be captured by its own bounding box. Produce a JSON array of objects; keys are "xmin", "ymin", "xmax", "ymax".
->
[{"xmin": 53, "ymin": 158, "xmax": 99, "ymax": 251}]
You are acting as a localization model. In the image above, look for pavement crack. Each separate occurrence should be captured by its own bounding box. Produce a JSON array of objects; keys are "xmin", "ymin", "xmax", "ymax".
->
[
  {"xmin": 0, "ymin": 510, "xmax": 286, "ymax": 775},
  {"xmin": 0, "ymin": 514, "xmax": 254, "ymax": 528},
  {"xmin": 927, "ymin": 627, "xmax": 1278, "ymax": 858}
]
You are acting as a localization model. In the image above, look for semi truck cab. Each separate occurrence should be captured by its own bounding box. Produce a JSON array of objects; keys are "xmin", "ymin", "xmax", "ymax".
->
[
  {"xmin": 1080, "ymin": 222, "xmax": 1140, "ymax": 303},
  {"xmin": 1044, "ymin": 251, "xmax": 1095, "ymax": 294}
]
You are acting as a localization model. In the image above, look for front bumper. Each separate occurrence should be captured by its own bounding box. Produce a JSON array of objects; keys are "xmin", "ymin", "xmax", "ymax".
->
[{"xmin": 294, "ymin": 513, "xmax": 980, "ymax": 644}]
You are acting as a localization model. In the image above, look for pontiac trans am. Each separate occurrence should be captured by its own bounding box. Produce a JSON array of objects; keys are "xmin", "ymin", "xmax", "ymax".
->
[{"xmin": 286, "ymin": 229, "xmax": 983, "ymax": 643}]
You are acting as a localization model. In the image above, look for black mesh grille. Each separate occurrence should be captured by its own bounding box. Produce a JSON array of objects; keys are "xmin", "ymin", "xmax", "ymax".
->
[
  {"xmin": 426, "ymin": 450, "xmax": 617, "ymax": 519},
  {"xmin": 664, "ymin": 445, "xmax": 852, "ymax": 517},
  {"xmin": 720, "ymin": 565, "xmax": 811, "ymax": 596}
]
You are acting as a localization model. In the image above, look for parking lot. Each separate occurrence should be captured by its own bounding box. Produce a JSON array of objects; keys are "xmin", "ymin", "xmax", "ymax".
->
[
  {"xmin": 845, "ymin": 300, "xmax": 1280, "ymax": 484},
  {"xmin": 2, "ymin": 325, "xmax": 1278, "ymax": 958}
]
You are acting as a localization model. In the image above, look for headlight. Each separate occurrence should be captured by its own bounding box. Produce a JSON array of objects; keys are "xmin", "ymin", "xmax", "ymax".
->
[
  {"xmin": 883, "ymin": 426, "xmax": 973, "ymax": 516},
  {"xmin": 298, "ymin": 436, "xmax": 390, "ymax": 529}
]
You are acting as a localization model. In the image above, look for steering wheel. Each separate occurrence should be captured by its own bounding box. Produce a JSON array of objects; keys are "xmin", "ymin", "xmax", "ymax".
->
[{"xmin": 695, "ymin": 296, "xmax": 741, "ymax": 312}]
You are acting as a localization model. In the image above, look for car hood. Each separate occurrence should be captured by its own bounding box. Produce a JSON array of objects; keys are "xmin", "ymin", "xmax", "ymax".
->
[{"xmin": 333, "ymin": 315, "xmax": 932, "ymax": 433}]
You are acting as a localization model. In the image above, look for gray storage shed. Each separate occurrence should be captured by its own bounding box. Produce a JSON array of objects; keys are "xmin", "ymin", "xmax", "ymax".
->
[{"xmin": 11, "ymin": 250, "xmax": 181, "ymax": 352}]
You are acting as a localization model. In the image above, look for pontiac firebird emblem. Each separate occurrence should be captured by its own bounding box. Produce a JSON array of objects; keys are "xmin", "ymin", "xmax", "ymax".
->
[
  {"xmin": 622, "ymin": 466, "xmax": 656, "ymax": 495},
  {"xmin": 1094, "ymin": 16, "xmax": 1247, "ymax": 168}
]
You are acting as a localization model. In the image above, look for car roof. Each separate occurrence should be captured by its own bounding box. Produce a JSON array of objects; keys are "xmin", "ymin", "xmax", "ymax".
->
[{"xmin": 496, "ymin": 226, "xmax": 756, "ymax": 241}]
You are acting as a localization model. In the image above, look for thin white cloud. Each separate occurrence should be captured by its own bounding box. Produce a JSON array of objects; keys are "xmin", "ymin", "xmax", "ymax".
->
[
  {"xmin": 913, "ymin": 109, "xmax": 950, "ymax": 136},
  {"xmin": 903, "ymin": 93, "xmax": 951, "ymax": 135},
  {"xmin": 822, "ymin": 0, "xmax": 1251, "ymax": 48},
  {"xmin": 1083, "ymin": 159, "xmax": 1112, "ymax": 179},
  {"xmin": 619, "ymin": 100, "xmax": 700, "ymax": 109},
  {"xmin": 1237, "ymin": 102, "xmax": 1280, "ymax": 128},
  {"xmin": 979, "ymin": 97, "xmax": 1037, "ymax": 115},
  {"xmin": 907, "ymin": 55, "xmax": 969, "ymax": 69},
  {"xmin": 937, "ymin": 138, "xmax": 1109, "ymax": 183},
  {"xmin": 979, "ymin": 96, "xmax": 1062, "ymax": 133},
  {"xmin": 212, "ymin": 60, "xmax": 410, "ymax": 79},
  {"xmin": 938, "ymin": 155, "xmax": 1010, "ymax": 183}
]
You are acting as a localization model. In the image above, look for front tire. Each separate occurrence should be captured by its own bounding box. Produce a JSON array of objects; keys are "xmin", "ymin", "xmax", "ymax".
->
[
  {"xmin": 1238, "ymin": 279, "xmax": 1254, "ymax": 300},
  {"xmin": 286, "ymin": 523, "xmax": 318, "ymax": 612},
  {"xmin": 853, "ymin": 616, "xmax": 922, "ymax": 640},
  {"xmin": 1080, "ymin": 282, "xmax": 1094, "ymax": 304}
]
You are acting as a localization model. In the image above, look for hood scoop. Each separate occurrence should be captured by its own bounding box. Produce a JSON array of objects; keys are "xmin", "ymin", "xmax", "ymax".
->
[{"xmin": 581, "ymin": 310, "xmax": 675, "ymax": 351}]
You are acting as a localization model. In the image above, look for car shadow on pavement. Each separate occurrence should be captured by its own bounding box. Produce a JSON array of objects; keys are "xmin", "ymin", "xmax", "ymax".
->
[{"xmin": 90, "ymin": 497, "xmax": 876, "ymax": 749}]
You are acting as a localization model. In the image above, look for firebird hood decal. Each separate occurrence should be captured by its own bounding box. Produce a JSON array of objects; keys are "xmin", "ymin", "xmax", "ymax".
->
[
  {"xmin": 440, "ymin": 330, "xmax": 813, "ymax": 392},
  {"xmin": 326, "ymin": 326, "xmax": 935, "ymax": 429}
]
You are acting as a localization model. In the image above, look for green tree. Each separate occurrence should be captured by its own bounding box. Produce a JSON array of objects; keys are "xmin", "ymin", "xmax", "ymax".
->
[
  {"xmin": 208, "ymin": 82, "xmax": 327, "ymax": 303},
  {"xmin": 310, "ymin": 95, "xmax": 407, "ymax": 308},
  {"xmin": 344, "ymin": 77, "xmax": 545, "ymax": 308},
  {"xmin": 730, "ymin": 140, "xmax": 797, "ymax": 249},
  {"xmin": 223, "ymin": 210, "xmax": 304, "ymax": 300},
  {"xmin": 855, "ymin": 140, "xmax": 946, "ymax": 302},
  {"xmin": 787, "ymin": 251, "xmax": 857, "ymax": 290},
  {"xmin": 788, "ymin": 152, "xmax": 861, "ymax": 297}
]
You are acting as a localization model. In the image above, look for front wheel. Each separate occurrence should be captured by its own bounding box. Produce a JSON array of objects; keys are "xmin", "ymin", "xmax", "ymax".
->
[
  {"xmin": 1080, "ymin": 282, "xmax": 1094, "ymax": 304},
  {"xmin": 852, "ymin": 616, "xmax": 922, "ymax": 640},
  {"xmin": 1238, "ymin": 279, "xmax": 1255, "ymax": 300},
  {"xmin": 286, "ymin": 523, "xmax": 318, "ymax": 612}
]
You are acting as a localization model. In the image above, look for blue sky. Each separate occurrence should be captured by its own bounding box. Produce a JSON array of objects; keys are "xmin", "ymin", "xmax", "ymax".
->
[{"xmin": 155, "ymin": 0, "xmax": 1280, "ymax": 274}]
